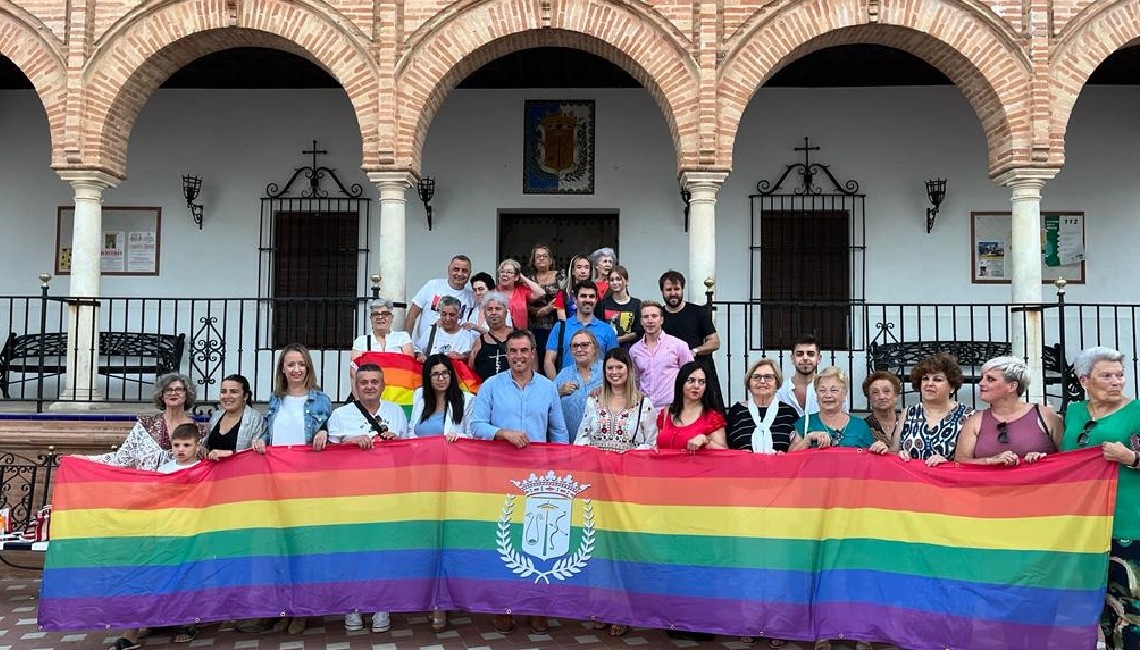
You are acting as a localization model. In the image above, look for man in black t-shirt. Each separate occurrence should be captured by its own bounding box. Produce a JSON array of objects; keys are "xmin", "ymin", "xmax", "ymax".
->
[{"xmin": 659, "ymin": 270, "xmax": 724, "ymax": 410}]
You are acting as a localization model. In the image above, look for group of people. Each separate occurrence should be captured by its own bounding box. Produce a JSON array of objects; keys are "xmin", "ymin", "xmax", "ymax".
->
[{"xmin": 87, "ymin": 248, "xmax": 1140, "ymax": 650}]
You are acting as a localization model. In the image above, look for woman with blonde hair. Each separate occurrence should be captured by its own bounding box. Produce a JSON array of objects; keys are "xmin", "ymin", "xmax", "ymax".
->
[
  {"xmin": 494, "ymin": 257, "xmax": 544, "ymax": 330},
  {"xmin": 575, "ymin": 347, "xmax": 657, "ymax": 452},
  {"xmin": 527, "ymin": 243, "xmax": 562, "ymax": 355},
  {"xmin": 555, "ymin": 329, "xmax": 605, "ymax": 440}
]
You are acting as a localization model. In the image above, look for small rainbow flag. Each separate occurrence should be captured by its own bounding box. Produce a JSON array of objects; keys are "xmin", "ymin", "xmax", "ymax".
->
[
  {"xmin": 350, "ymin": 351, "xmax": 481, "ymax": 416},
  {"xmin": 39, "ymin": 441, "xmax": 1114, "ymax": 650}
]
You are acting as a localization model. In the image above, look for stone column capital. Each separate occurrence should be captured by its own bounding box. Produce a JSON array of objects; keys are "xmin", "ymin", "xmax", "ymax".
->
[
  {"xmin": 679, "ymin": 169, "xmax": 731, "ymax": 194},
  {"xmin": 993, "ymin": 167, "xmax": 1059, "ymax": 191},
  {"xmin": 366, "ymin": 170, "xmax": 417, "ymax": 192},
  {"xmin": 56, "ymin": 169, "xmax": 120, "ymax": 194}
]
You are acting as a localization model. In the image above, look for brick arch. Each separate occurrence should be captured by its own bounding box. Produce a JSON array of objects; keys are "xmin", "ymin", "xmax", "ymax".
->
[
  {"xmin": 718, "ymin": 0, "xmax": 1032, "ymax": 177},
  {"xmin": 395, "ymin": 0, "xmax": 699, "ymax": 173},
  {"xmin": 0, "ymin": 5, "xmax": 67, "ymax": 165},
  {"xmin": 81, "ymin": 0, "xmax": 380, "ymax": 179},
  {"xmin": 1050, "ymin": 2, "xmax": 1140, "ymax": 165}
]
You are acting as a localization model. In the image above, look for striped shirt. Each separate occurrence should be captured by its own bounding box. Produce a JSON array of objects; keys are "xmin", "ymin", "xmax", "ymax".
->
[{"xmin": 725, "ymin": 401, "xmax": 799, "ymax": 452}]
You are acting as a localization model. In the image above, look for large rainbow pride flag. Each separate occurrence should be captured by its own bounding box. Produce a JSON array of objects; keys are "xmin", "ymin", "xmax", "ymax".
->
[{"xmin": 39, "ymin": 440, "xmax": 1115, "ymax": 649}]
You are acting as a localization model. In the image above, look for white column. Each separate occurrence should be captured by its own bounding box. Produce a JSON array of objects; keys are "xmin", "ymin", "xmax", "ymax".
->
[
  {"xmin": 680, "ymin": 170, "xmax": 729, "ymax": 302},
  {"xmin": 367, "ymin": 171, "xmax": 415, "ymax": 317},
  {"xmin": 995, "ymin": 168, "xmax": 1058, "ymax": 403},
  {"xmin": 53, "ymin": 171, "xmax": 119, "ymax": 406}
]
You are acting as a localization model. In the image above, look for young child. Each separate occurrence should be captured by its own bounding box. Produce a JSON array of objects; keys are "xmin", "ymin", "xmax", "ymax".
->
[{"xmin": 156, "ymin": 423, "xmax": 201, "ymax": 474}]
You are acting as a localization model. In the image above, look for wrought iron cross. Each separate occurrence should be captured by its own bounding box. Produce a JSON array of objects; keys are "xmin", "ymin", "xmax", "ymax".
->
[
  {"xmin": 302, "ymin": 140, "xmax": 328, "ymax": 170},
  {"xmin": 794, "ymin": 137, "xmax": 820, "ymax": 168}
]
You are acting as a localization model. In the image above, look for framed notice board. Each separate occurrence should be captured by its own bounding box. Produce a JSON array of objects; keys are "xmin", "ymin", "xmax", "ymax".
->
[
  {"xmin": 970, "ymin": 210, "xmax": 1085, "ymax": 284},
  {"xmin": 55, "ymin": 206, "xmax": 162, "ymax": 276}
]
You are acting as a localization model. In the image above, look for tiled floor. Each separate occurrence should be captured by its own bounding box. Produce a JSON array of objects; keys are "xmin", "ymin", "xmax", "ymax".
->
[{"xmin": 0, "ymin": 570, "xmax": 897, "ymax": 650}]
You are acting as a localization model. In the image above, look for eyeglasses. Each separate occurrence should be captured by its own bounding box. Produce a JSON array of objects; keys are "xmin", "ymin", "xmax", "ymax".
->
[
  {"xmin": 371, "ymin": 312, "xmax": 393, "ymax": 319},
  {"xmin": 570, "ymin": 342, "xmax": 592, "ymax": 349},
  {"xmin": 430, "ymin": 371, "xmax": 450, "ymax": 379},
  {"xmin": 996, "ymin": 421, "xmax": 1009, "ymax": 444},
  {"xmin": 750, "ymin": 373, "xmax": 777, "ymax": 382},
  {"xmin": 163, "ymin": 387, "xmax": 186, "ymax": 394},
  {"xmin": 1077, "ymin": 420, "xmax": 1098, "ymax": 447}
]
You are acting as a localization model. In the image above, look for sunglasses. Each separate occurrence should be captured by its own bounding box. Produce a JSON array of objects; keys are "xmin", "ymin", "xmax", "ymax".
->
[
  {"xmin": 1076, "ymin": 420, "xmax": 1098, "ymax": 447},
  {"xmin": 997, "ymin": 421, "xmax": 1009, "ymax": 445}
]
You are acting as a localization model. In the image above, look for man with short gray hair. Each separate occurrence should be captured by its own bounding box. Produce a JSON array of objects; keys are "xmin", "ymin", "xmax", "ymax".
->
[{"xmin": 414, "ymin": 295, "xmax": 475, "ymax": 362}]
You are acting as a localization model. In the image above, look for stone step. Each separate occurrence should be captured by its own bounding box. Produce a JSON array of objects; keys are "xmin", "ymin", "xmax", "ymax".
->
[{"xmin": 0, "ymin": 418, "xmax": 136, "ymax": 457}]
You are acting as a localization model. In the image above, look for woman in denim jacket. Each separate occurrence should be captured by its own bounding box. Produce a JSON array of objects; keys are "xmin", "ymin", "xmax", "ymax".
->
[{"xmin": 253, "ymin": 343, "xmax": 333, "ymax": 452}]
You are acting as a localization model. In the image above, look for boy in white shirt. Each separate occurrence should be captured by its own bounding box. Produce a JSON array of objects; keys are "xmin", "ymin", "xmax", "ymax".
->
[{"xmin": 156, "ymin": 424, "xmax": 201, "ymax": 473}]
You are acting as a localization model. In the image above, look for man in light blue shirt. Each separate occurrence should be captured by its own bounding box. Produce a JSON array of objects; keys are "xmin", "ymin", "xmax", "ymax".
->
[
  {"xmin": 472, "ymin": 330, "xmax": 569, "ymax": 445},
  {"xmin": 542, "ymin": 280, "xmax": 619, "ymax": 379}
]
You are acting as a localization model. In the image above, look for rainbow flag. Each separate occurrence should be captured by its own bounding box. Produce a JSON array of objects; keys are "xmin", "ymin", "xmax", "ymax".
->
[
  {"xmin": 350, "ymin": 351, "xmax": 481, "ymax": 416},
  {"xmin": 40, "ymin": 441, "xmax": 1114, "ymax": 649}
]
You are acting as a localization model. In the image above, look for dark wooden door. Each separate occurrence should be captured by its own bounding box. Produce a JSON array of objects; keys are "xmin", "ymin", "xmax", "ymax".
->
[{"xmin": 498, "ymin": 213, "xmax": 619, "ymax": 272}]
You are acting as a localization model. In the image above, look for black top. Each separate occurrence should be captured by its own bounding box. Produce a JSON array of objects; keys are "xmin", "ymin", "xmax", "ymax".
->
[
  {"xmin": 662, "ymin": 303, "xmax": 715, "ymax": 349},
  {"xmin": 473, "ymin": 330, "xmax": 513, "ymax": 380},
  {"xmin": 725, "ymin": 401, "xmax": 799, "ymax": 453},
  {"xmin": 206, "ymin": 418, "xmax": 239, "ymax": 452},
  {"xmin": 597, "ymin": 295, "xmax": 643, "ymax": 347}
]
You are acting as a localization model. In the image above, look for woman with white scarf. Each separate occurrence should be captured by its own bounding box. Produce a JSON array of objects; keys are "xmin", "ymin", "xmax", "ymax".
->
[{"xmin": 726, "ymin": 358, "xmax": 799, "ymax": 455}]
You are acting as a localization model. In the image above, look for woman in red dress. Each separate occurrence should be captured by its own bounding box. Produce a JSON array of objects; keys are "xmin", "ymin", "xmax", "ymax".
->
[{"xmin": 656, "ymin": 360, "xmax": 728, "ymax": 451}]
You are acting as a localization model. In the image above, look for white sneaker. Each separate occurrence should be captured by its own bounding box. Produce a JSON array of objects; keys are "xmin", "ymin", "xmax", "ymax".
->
[
  {"xmin": 371, "ymin": 611, "xmax": 390, "ymax": 633},
  {"xmin": 344, "ymin": 611, "xmax": 363, "ymax": 632}
]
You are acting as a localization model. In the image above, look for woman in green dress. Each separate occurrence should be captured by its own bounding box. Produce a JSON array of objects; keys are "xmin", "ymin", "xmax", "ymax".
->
[{"xmin": 1062, "ymin": 346, "xmax": 1140, "ymax": 650}]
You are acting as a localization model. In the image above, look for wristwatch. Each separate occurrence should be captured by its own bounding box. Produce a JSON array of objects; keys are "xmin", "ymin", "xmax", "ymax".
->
[{"xmin": 1131, "ymin": 451, "xmax": 1139, "ymax": 469}]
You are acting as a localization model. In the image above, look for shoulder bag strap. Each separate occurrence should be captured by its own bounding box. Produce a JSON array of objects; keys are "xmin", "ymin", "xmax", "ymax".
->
[
  {"xmin": 353, "ymin": 400, "xmax": 388, "ymax": 435},
  {"xmin": 425, "ymin": 323, "xmax": 438, "ymax": 356}
]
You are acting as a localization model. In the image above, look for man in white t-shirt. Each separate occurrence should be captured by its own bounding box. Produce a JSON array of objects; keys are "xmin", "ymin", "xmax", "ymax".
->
[
  {"xmin": 414, "ymin": 296, "xmax": 476, "ymax": 361},
  {"xmin": 326, "ymin": 364, "xmax": 410, "ymax": 634},
  {"xmin": 404, "ymin": 255, "xmax": 475, "ymax": 344}
]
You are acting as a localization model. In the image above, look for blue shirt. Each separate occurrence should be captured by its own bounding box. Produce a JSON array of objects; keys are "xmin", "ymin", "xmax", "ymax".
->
[
  {"xmin": 471, "ymin": 371, "xmax": 569, "ymax": 443},
  {"xmin": 546, "ymin": 316, "xmax": 620, "ymax": 370},
  {"xmin": 555, "ymin": 359, "xmax": 604, "ymax": 442},
  {"xmin": 415, "ymin": 411, "xmax": 447, "ymax": 437}
]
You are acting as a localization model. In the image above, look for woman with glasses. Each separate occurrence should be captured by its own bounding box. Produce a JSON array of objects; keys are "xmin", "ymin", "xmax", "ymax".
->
[
  {"xmin": 952, "ymin": 356, "xmax": 1061, "ymax": 465},
  {"xmin": 868, "ymin": 354, "xmax": 971, "ymax": 466},
  {"xmin": 555, "ymin": 329, "xmax": 604, "ymax": 441},
  {"xmin": 1062, "ymin": 347, "xmax": 1140, "ymax": 650},
  {"xmin": 656, "ymin": 361, "xmax": 728, "ymax": 451},
  {"xmin": 793, "ymin": 367, "xmax": 874, "ymax": 453},
  {"xmin": 88, "ymin": 372, "xmax": 203, "ymax": 470},
  {"xmin": 527, "ymin": 244, "xmax": 561, "ymax": 354},
  {"xmin": 352, "ymin": 298, "xmax": 413, "ymax": 357},
  {"xmin": 726, "ymin": 358, "xmax": 798, "ymax": 454}
]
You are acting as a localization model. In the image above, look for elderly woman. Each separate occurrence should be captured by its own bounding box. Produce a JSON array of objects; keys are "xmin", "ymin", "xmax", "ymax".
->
[
  {"xmin": 793, "ymin": 367, "xmax": 874, "ymax": 451},
  {"xmin": 527, "ymin": 243, "xmax": 562, "ymax": 355},
  {"xmin": 352, "ymin": 298, "xmax": 413, "ymax": 357},
  {"xmin": 591, "ymin": 247, "xmax": 616, "ymax": 297},
  {"xmin": 954, "ymin": 356, "xmax": 1061, "ymax": 465},
  {"xmin": 555, "ymin": 329, "xmax": 604, "ymax": 441},
  {"xmin": 468, "ymin": 291, "xmax": 516, "ymax": 380},
  {"xmin": 1062, "ymin": 347, "xmax": 1140, "ymax": 650},
  {"xmin": 89, "ymin": 372, "xmax": 203, "ymax": 470},
  {"xmin": 495, "ymin": 258, "xmax": 544, "ymax": 331},
  {"xmin": 869, "ymin": 354, "xmax": 972, "ymax": 466},
  {"xmin": 726, "ymin": 358, "xmax": 798, "ymax": 454},
  {"xmin": 656, "ymin": 361, "xmax": 728, "ymax": 451},
  {"xmin": 862, "ymin": 371, "xmax": 902, "ymax": 446},
  {"xmin": 204, "ymin": 373, "xmax": 265, "ymax": 460}
]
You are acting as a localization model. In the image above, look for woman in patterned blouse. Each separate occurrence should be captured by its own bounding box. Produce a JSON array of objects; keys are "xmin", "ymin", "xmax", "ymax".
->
[{"xmin": 869, "ymin": 353, "xmax": 973, "ymax": 466}]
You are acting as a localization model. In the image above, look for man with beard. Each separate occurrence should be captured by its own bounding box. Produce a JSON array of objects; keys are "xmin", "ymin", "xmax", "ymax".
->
[
  {"xmin": 775, "ymin": 333, "xmax": 846, "ymax": 417},
  {"xmin": 658, "ymin": 270, "xmax": 723, "ymax": 410},
  {"xmin": 543, "ymin": 280, "xmax": 619, "ymax": 379}
]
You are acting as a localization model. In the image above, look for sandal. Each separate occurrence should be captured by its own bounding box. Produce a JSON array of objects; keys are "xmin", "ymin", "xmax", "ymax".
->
[
  {"xmin": 172, "ymin": 626, "xmax": 198, "ymax": 644},
  {"xmin": 107, "ymin": 638, "xmax": 141, "ymax": 650},
  {"xmin": 768, "ymin": 641, "xmax": 786, "ymax": 649},
  {"xmin": 739, "ymin": 637, "xmax": 756, "ymax": 645},
  {"xmin": 609, "ymin": 624, "xmax": 630, "ymax": 636},
  {"xmin": 592, "ymin": 621, "xmax": 608, "ymax": 630}
]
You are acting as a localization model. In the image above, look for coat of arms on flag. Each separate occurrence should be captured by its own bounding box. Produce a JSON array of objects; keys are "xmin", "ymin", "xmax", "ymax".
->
[{"xmin": 523, "ymin": 100, "xmax": 595, "ymax": 194}]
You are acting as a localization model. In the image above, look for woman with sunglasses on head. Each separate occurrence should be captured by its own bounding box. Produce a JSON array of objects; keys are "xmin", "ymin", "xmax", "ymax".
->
[
  {"xmin": 952, "ymin": 356, "xmax": 1061, "ymax": 465},
  {"xmin": 555, "ymin": 329, "xmax": 604, "ymax": 441},
  {"xmin": 1063, "ymin": 347, "xmax": 1140, "ymax": 650},
  {"xmin": 868, "ymin": 353, "xmax": 972, "ymax": 467}
]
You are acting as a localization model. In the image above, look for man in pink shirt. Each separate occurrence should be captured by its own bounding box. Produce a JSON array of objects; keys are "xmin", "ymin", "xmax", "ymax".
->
[{"xmin": 629, "ymin": 300, "xmax": 694, "ymax": 409}]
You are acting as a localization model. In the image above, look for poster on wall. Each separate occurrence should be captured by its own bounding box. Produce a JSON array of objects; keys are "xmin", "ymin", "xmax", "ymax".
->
[
  {"xmin": 523, "ymin": 100, "xmax": 595, "ymax": 195},
  {"xmin": 970, "ymin": 211, "xmax": 1085, "ymax": 284},
  {"xmin": 55, "ymin": 207, "xmax": 161, "ymax": 276}
]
